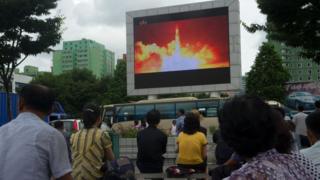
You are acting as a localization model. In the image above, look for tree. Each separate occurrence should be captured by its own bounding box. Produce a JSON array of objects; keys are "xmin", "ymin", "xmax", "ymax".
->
[
  {"xmin": 243, "ymin": 0, "xmax": 320, "ymax": 63},
  {"xmin": 246, "ymin": 42, "xmax": 290, "ymax": 102},
  {"xmin": 0, "ymin": 0, "xmax": 63, "ymax": 120},
  {"xmin": 32, "ymin": 69, "xmax": 106, "ymax": 117},
  {"xmin": 106, "ymin": 60, "xmax": 145, "ymax": 104},
  {"xmin": 106, "ymin": 60, "xmax": 128, "ymax": 103}
]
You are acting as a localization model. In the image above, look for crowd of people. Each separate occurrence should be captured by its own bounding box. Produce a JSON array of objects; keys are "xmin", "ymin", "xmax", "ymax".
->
[{"xmin": 0, "ymin": 84, "xmax": 320, "ymax": 180}]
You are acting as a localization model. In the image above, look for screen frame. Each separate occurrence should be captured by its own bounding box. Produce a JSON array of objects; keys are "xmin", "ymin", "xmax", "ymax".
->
[{"xmin": 126, "ymin": 0, "xmax": 241, "ymax": 95}]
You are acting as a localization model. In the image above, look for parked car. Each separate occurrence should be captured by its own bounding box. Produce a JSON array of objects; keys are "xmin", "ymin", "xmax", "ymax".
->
[
  {"xmin": 285, "ymin": 91, "xmax": 316, "ymax": 110},
  {"xmin": 50, "ymin": 119, "xmax": 83, "ymax": 136}
]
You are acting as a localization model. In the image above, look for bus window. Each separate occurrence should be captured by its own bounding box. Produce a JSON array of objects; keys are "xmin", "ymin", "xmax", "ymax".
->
[
  {"xmin": 206, "ymin": 107, "xmax": 218, "ymax": 117},
  {"xmin": 155, "ymin": 103, "xmax": 175, "ymax": 119},
  {"xmin": 197, "ymin": 100, "xmax": 219, "ymax": 117},
  {"xmin": 176, "ymin": 102, "xmax": 196, "ymax": 115},
  {"xmin": 135, "ymin": 104, "xmax": 155, "ymax": 120},
  {"xmin": 103, "ymin": 110, "xmax": 114, "ymax": 125},
  {"xmin": 116, "ymin": 105, "xmax": 134, "ymax": 122}
]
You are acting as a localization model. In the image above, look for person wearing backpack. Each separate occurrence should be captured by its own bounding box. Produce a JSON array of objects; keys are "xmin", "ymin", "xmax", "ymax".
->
[{"xmin": 71, "ymin": 104, "xmax": 115, "ymax": 180}]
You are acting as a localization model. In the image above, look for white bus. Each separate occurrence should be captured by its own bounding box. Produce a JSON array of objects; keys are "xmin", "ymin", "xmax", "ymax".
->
[{"xmin": 101, "ymin": 97, "xmax": 225, "ymax": 133}]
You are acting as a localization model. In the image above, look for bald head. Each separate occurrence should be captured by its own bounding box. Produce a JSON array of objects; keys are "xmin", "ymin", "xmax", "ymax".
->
[{"xmin": 19, "ymin": 84, "xmax": 55, "ymax": 115}]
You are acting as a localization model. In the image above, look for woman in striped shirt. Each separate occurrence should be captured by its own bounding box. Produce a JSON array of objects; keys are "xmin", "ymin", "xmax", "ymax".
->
[{"xmin": 71, "ymin": 104, "xmax": 115, "ymax": 180}]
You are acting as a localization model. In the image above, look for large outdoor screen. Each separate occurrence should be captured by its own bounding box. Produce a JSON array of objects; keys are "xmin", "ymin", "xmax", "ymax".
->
[{"xmin": 134, "ymin": 7, "xmax": 230, "ymax": 89}]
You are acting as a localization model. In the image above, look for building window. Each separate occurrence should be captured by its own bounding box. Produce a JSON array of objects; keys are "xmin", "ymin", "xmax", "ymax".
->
[
  {"xmin": 299, "ymin": 77, "xmax": 302, "ymax": 81},
  {"xmin": 298, "ymin": 63, "xmax": 302, "ymax": 68},
  {"xmin": 308, "ymin": 77, "xmax": 311, "ymax": 80},
  {"xmin": 307, "ymin": 63, "xmax": 311, "ymax": 67}
]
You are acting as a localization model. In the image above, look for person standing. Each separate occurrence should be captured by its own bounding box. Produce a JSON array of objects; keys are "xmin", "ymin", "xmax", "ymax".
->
[
  {"xmin": 0, "ymin": 84, "xmax": 72, "ymax": 180},
  {"xmin": 175, "ymin": 109, "xmax": 185, "ymax": 135},
  {"xmin": 170, "ymin": 120, "xmax": 177, "ymax": 136},
  {"xmin": 71, "ymin": 104, "xmax": 115, "ymax": 180},
  {"xmin": 137, "ymin": 110, "xmax": 168, "ymax": 174},
  {"xmin": 292, "ymin": 105, "xmax": 310, "ymax": 147},
  {"xmin": 301, "ymin": 111, "xmax": 320, "ymax": 168},
  {"xmin": 54, "ymin": 121, "xmax": 72, "ymax": 162}
]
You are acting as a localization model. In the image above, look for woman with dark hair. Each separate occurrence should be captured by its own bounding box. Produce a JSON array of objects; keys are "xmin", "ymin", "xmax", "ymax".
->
[
  {"xmin": 71, "ymin": 104, "xmax": 115, "ymax": 180},
  {"xmin": 219, "ymin": 95, "xmax": 319, "ymax": 179},
  {"xmin": 176, "ymin": 112, "xmax": 208, "ymax": 172}
]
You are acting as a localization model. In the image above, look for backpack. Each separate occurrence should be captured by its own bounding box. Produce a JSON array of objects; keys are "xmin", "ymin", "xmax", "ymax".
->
[{"xmin": 101, "ymin": 157, "xmax": 135, "ymax": 180}]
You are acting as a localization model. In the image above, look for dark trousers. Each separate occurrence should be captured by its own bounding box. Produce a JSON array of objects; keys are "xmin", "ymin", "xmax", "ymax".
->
[
  {"xmin": 137, "ymin": 161, "xmax": 163, "ymax": 180},
  {"xmin": 177, "ymin": 163, "xmax": 206, "ymax": 172}
]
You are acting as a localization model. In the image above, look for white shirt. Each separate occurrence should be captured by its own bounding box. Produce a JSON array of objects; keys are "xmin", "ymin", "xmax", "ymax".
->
[
  {"xmin": 0, "ymin": 112, "xmax": 72, "ymax": 180},
  {"xmin": 301, "ymin": 141, "xmax": 320, "ymax": 168},
  {"xmin": 171, "ymin": 124, "xmax": 177, "ymax": 136},
  {"xmin": 292, "ymin": 112, "xmax": 308, "ymax": 136}
]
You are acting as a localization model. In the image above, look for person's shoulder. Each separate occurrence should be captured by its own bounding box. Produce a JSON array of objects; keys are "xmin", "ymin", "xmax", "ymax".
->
[
  {"xmin": 42, "ymin": 124, "xmax": 65, "ymax": 139},
  {"xmin": 154, "ymin": 127, "xmax": 167, "ymax": 136},
  {"xmin": 300, "ymin": 147, "xmax": 312, "ymax": 155},
  {"xmin": 195, "ymin": 131, "xmax": 206, "ymax": 138},
  {"xmin": 0, "ymin": 120, "xmax": 13, "ymax": 130},
  {"xmin": 229, "ymin": 163, "xmax": 257, "ymax": 180}
]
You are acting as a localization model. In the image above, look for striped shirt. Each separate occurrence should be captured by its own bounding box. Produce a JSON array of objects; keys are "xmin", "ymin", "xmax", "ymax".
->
[{"xmin": 71, "ymin": 128, "xmax": 112, "ymax": 180}]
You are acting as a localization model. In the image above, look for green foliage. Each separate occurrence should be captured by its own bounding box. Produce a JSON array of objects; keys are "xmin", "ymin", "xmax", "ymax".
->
[
  {"xmin": 106, "ymin": 60, "xmax": 145, "ymax": 104},
  {"xmin": 32, "ymin": 69, "xmax": 107, "ymax": 117},
  {"xmin": 32, "ymin": 62, "xmax": 145, "ymax": 116},
  {"xmin": 119, "ymin": 127, "xmax": 138, "ymax": 138},
  {"xmin": 244, "ymin": 0, "xmax": 320, "ymax": 63},
  {"xmin": 246, "ymin": 42, "xmax": 290, "ymax": 102},
  {"xmin": 209, "ymin": 125, "xmax": 217, "ymax": 135},
  {"xmin": 0, "ymin": 0, "xmax": 63, "ymax": 119}
]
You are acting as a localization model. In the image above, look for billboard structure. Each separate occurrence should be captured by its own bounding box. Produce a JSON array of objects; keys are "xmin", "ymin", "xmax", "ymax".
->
[{"xmin": 126, "ymin": 0, "xmax": 241, "ymax": 95}]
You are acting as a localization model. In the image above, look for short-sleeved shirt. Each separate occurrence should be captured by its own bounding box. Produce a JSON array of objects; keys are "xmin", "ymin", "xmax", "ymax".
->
[
  {"xmin": 71, "ymin": 128, "xmax": 112, "ymax": 180},
  {"xmin": 229, "ymin": 149, "xmax": 320, "ymax": 180},
  {"xmin": 177, "ymin": 132, "xmax": 208, "ymax": 165},
  {"xmin": 301, "ymin": 140, "xmax": 320, "ymax": 168},
  {"xmin": 293, "ymin": 112, "xmax": 308, "ymax": 136},
  {"xmin": 0, "ymin": 112, "xmax": 72, "ymax": 180},
  {"xmin": 176, "ymin": 115, "xmax": 185, "ymax": 135}
]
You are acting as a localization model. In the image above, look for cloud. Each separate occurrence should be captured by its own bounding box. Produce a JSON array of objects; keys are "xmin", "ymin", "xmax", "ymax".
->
[
  {"xmin": 73, "ymin": 0, "xmax": 210, "ymax": 27},
  {"xmin": 20, "ymin": 0, "xmax": 267, "ymax": 75},
  {"xmin": 19, "ymin": 53, "xmax": 53, "ymax": 72}
]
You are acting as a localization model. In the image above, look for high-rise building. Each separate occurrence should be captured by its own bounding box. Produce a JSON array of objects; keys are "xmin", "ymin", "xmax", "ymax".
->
[
  {"xmin": 52, "ymin": 39, "xmax": 115, "ymax": 78},
  {"xmin": 23, "ymin": 65, "xmax": 39, "ymax": 77},
  {"xmin": 272, "ymin": 41, "xmax": 320, "ymax": 83},
  {"xmin": 117, "ymin": 54, "xmax": 126, "ymax": 65}
]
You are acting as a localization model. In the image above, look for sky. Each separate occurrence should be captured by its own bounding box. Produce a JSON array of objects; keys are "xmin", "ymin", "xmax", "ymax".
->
[{"xmin": 19, "ymin": 0, "xmax": 267, "ymax": 75}]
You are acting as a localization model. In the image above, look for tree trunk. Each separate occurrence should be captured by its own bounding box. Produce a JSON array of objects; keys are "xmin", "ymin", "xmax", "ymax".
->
[{"xmin": 4, "ymin": 80, "xmax": 12, "ymax": 121}]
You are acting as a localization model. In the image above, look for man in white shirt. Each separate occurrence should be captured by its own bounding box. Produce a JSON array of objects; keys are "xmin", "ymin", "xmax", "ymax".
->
[
  {"xmin": 301, "ymin": 111, "xmax": 320, "ymax": 167},
  {"xmin": 0, "ymin": 84, "xmax": 72, "ymax": 180},
  {"xmin": 292, "ymin": 105, "xmax": 310, "ymax": 147}
]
